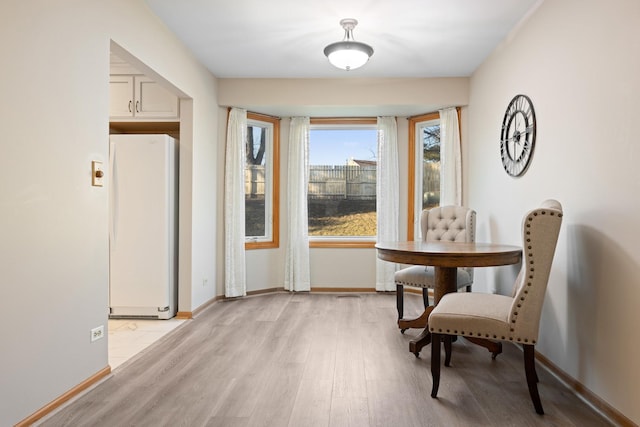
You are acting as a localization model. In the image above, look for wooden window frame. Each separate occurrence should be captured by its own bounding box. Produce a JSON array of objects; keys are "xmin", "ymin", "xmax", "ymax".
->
[
  {"xmin": 309, "ymin": 118, "xmax": 377, "ymax": 248},
  {"xmin": 407, "ymin": 109, "xmax": 461, "ymax": 241},
  {"xmin": 407, "ymin": 112, "xmax": 439, "ymax": 241},
  {"xmin": 245, "ymin": 112, "xmax": 280, "ymax": 250}
]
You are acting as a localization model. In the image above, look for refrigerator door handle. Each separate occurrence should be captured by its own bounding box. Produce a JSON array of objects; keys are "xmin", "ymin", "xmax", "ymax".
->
[{"xmin": 110, "ymin": 144, "xmax": 118, "ymax": 245}]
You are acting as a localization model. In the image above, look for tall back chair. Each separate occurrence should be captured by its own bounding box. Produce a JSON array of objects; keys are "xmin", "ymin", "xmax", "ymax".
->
[
  {"xmin": 394, "ymin": 205, "xmax": 476, "ymax": 324},
  {"xmin": 429, "ymin": 199, "xmax": 563, "ymax": 414}
]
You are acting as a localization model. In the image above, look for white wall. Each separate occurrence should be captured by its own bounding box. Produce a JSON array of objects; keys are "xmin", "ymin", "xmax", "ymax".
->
[
  {"xmin": 0, "ymin": 1, "xmax": 219, "ymax": 424},
  {"xmin": 466, "ymin": 0, "xmax": 640, "ymax": 423}
]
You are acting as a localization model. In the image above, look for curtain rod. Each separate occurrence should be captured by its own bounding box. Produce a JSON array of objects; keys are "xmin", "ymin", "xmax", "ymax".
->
[
  {"xmin": 226, "ymin": 107, "xmax": 282, "ymax": 121},
  {"xmin": 406, "ymin": 106, "xmax": 460, "ymax": 120},
  {"xmin": 247, "ymin": 110, "xmax": 281, "ymax": 121},
  {"xmin": 310, "ymin": 117, "xmax": 377, "ymax": 125}
]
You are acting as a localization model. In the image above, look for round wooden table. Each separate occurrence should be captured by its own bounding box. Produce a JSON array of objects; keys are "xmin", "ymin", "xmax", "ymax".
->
[{"xmin": 376, "ymin": 241, "xmax": 522, "ymax": 356}]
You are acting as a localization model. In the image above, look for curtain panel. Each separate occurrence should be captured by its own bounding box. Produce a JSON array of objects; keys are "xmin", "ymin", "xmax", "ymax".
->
[
  {"xmin": 284, "ymin": 117, "xmax": 311, "ymax": 291},
  {"xmin": 376, "ymin": 116, "xmax": 400, "ymax": 291},
  {"xmin": 224, "ymin": 108, "xmax": 247, "ymax": 297},
  {"xmin": 439, "ymin": 107, "xmax": 462, "ymax": 206}
]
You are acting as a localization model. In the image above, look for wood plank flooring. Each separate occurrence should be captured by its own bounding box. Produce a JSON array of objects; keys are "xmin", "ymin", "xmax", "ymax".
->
[{"xmin": 38, "ymin": 292, "xmax": 613, "ymax": 426}]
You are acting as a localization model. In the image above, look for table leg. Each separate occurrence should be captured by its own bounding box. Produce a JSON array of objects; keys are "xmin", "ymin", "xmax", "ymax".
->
[
  {"xmin": 397, "ymin": 308, "xmax": 430, "ymax": 331},
  {"xmin": 464, "ymin": 337, "xmax": 503, "ymax": 359},
  {"xmin": 409, "ymin": 266, "xmax": 457, "ymax": 357},
  {"xmin": 409, "ymin": 327, "xmax": 431, "ymax": 356}
]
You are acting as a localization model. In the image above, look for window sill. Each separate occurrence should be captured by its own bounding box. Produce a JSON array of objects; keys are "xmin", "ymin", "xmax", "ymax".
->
[
  {"xmin": 309, "ymin": 239, "xmax": 376, "ymax": 249},
  {"xmin": 245, "ymin": 241, "xmax": 279, "ymax": 250}
]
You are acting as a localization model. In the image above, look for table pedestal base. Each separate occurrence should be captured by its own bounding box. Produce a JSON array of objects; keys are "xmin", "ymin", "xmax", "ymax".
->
[
  {"xmin": 401, "ymin": 267, "xmax": 503, "ymax": 359},
  {"xmin": 408, "ymin": 334, "xmax": 502, "ymax": 359},
  {"xmin": 397, "ymin": 306, "xmax": 432, "ymax": 332},
  {"xmin": 409, "ymin": 329, "xmax": 432, "ymax": 357},
  {"xmin": 397, "ymin": 307, "xmax": 434, "ymax": 357}
]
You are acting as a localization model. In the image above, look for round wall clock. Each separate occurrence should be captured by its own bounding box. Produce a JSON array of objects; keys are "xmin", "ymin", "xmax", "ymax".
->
[{"xmin": 500, "ymin": 94, "xmax": 536, "ymax": 177}]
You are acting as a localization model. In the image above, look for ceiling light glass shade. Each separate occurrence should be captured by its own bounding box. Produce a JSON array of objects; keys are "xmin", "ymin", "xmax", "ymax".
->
[
  {"xmin": 324, "ymin": 18, "xmax": 374, "ymax": 71},
  {"xmin": 324, "ymin": 41, "xmax": 374, "ymax": 71}
]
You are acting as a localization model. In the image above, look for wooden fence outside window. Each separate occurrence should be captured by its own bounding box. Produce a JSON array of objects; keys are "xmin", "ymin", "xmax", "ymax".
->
[{"xmin": 245, "ymin": 163, "xmax": 440, "ymax": 201}]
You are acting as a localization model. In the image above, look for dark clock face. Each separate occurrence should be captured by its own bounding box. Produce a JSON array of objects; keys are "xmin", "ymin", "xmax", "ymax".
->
[{"xmin": 500, "ymin": 94, "xmax": 536, "ymax": 177}]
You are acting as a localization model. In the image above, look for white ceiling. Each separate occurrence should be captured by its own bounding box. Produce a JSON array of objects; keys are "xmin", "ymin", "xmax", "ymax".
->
[{"xmin": 144, "ymin": 0, "xmax": 542, "ymax": 79}]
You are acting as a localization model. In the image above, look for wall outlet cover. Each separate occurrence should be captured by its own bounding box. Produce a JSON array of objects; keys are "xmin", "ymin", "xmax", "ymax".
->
[{"xmin": 91, "ymin": 325, "xmax": 105, "ymax": 342}]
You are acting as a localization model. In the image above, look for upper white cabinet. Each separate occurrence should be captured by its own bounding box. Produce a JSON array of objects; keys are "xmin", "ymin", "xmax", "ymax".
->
[{"xmin": 109, "ymin": 75, "xmax": 179, "ymax": 120}]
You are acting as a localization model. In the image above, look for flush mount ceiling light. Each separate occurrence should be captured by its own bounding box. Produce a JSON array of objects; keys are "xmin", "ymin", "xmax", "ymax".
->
[{"xmin": 324, "ymin": 18, "xmax": 374, "ymax": 71}]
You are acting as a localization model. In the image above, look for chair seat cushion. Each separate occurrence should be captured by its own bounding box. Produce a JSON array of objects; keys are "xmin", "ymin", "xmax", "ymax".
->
[
  {"xmin": 428, "ymin": 293, "xmax": 513, "ymax": 339},
  {"xmin": 394, "ymin": 265, "xmax": 472, "ymax": 289}
]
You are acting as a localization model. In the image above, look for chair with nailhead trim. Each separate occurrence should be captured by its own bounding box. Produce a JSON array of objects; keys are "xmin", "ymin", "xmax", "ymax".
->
[
  {"xmin": 428, "ymin": 199, "xmax": 563, "ymax": 415},
  {"xmin": 394, "ymin": 205, "xmax": 476, "ymax": 330}
]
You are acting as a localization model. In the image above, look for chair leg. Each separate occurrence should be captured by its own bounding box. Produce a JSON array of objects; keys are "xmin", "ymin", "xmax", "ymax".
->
[
  {"xmin": 444, "ymin": 335, "xmax": 452, "ymax": 367},
  {"xmin": 524, "ymin": 344, "xmax": 544, "ymax": 415},
  {"xmin": 396, "ymin": 284, "xmax": 403, "ymax": 320},
  {"xmin": 422, "ymin": 287, "xmax": 430, "ymax": 308},
  {"xmin": 431, "ymin": 333, "xmax": 441, "ymax": 398}
]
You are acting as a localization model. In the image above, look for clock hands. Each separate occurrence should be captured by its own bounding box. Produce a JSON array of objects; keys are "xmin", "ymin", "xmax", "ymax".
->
[
  {"xmin": 505, "ymin": 122, "xmax": 534, "ymax": 162},
  {"xmin": 502, "ymin": 125, "xmax": 534, "ymax": 143}
]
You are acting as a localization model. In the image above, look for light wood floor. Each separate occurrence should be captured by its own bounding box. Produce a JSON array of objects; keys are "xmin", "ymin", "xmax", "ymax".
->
[{"xmin": 39, "ymin": 292, "xmax": 612, "ymax": 426}]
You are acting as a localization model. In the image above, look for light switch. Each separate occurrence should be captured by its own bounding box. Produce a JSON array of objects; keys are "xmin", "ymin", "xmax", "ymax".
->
[{"xmin": 92, "ymin": 161, "xmax": 104, "ymax": 187}]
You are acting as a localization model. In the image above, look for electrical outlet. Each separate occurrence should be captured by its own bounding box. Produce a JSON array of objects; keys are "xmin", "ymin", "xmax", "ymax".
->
[{"xmin": 91, "ymin": 325, "xmax": 105, "ymax": 342}]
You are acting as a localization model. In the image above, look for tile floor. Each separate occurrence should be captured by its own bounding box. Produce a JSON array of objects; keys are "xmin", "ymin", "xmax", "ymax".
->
[{"xmin": 108, "ymin": 318, "xmax": 186, "ymax": 370}]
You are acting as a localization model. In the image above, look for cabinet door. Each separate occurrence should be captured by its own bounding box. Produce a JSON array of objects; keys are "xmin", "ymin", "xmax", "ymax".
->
[
  {"xmin": 134, "ymin": 76, "xmax": 179, "ymax": 119},
  {"xmin": 109, "ymin": 75, "xmax": 134, "ymax": 118}
]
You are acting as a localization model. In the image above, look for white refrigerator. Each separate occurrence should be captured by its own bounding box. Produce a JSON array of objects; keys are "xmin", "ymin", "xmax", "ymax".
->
[{"xmin": 109, "ymin": 134, "xmax": 178, "ymax": 319}]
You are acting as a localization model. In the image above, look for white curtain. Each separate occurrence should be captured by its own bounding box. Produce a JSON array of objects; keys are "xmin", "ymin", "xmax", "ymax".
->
[
  {"xmin": 224, "ymin": 108, "xmax": 247, "ymax": 297},
  {"xmin": 284, "ymin": 117, "xmax": 311, "ymax": 291},
  {"xmin": 439, "ymin": 107, "xmax": 462, "ymax": 206},
  {"xmin": 376, "ymin": 116, "xmax": 400, "ymax": 291}
]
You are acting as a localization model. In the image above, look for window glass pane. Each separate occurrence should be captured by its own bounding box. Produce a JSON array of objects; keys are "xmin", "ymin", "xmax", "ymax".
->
[
  {"xmin": 408, "ymin": 114, "xmax": 441, "ymax": 240},
  {"xmin": 308, "ymin": 128, "xmax": 377, "ymax": 238},
  {"xmin": 421, "ymin": 123, "xmax": 440, "ymax": 210},
  {"xmin": 244, "ymin": 113, "xmax": 279, "ymax": 249},
  {"xmin": 245, "ymin": 124, "xmax": 266, "ymax": 236}
]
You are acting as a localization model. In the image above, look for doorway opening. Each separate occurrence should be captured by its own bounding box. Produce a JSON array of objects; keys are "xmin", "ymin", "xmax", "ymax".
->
[{"xmin": 108, "ymin": 41, "xmax": 191, "ymax": 370}]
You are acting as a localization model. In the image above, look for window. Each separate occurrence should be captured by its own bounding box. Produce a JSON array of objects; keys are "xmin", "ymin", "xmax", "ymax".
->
[
  {"xmin": 245, "ymin": 112, "xmax": 280, "ymax": 249},
  {"xmin": 408, "ymin": 112, "xmax": 441, "ymax": 240},
  {"xmin": 308, "ymin": 118, "xmax": 377, "ymax": 247}
]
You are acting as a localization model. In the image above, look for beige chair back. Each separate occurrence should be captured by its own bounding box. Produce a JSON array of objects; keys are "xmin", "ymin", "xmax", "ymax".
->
[
  {"xmin": 421, "ymin": 205, "xmax": 476, "ymax": 279},
  {"xmin": 509, "ymin": 199, "xmax": 563, "ymax": 344}
]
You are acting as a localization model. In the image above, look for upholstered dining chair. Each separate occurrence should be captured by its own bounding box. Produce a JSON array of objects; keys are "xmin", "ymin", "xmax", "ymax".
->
[
  {"xmin": 394, "ymin": 205, "xmax": 476, "ymax": 325},
  {"xmin": 429, "ymin": 199, "xmax": 563, "ymax": 415}
]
